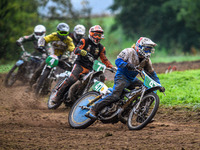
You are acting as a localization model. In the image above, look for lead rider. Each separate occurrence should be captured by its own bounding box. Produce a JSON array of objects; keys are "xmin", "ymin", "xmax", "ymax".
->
[{"xmin": 87, "ymin": 37, "xmax": 165, "ymax": 119}]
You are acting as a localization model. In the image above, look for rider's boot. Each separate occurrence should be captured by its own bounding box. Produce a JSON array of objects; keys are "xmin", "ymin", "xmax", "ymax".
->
[
  {"xmin": 85, "ymin": 107, "xmax": 97, "ymax": 120},
  {"xmin": 52, "ymin": 83, "xmax": 69, "ymax": 104}
]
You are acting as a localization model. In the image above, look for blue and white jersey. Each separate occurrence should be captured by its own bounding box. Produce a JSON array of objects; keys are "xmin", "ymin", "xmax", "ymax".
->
[{"xmin": 115, "ymin": 47, "xmax": 155, "ymax": 80}]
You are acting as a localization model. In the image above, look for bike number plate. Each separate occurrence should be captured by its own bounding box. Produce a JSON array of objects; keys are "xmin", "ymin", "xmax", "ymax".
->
[
  {"xmin": 93, "ymin": 60, "xmax": 106, "ymax": 72},
  {"xmin": 92, "ymin": 80, "xmax": 108, "ymax": 94},
  {"xmin": 45, "ymin": 55, "xmax": 59, "ymax": 68},
  {"xmin": 143, "ymin": 71, "xmax": 161, "ymax": 88}
]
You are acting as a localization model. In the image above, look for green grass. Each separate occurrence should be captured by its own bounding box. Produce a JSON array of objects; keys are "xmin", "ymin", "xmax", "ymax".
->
[
  {"xmin": 151, "ymin": 55, "xmax": 200, "ymax": 63},
  {"xmin": 1, "ymin": 62, "xmax": 200, "ymax": 109},
  {"xmin": 0, "ymin": 63, "xmax": 15, "ymax": 73},
  {"xmin": 105, "ymin": 69, "xmax": 200, "ymax": 109}
]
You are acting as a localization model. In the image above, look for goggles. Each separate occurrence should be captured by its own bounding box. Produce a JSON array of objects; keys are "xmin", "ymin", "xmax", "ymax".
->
[
  {"xmin": 57, "ymin": 31, "xmax": 69, "ymax": 36},
  {"xmin": 93, "ymin": 33, "xmax": 102, "ymax": 39},
  {"xmin": 35, "ymin": 32, "xmax": 44, "ymax": 36},
  {"xmin": 143, "ymin": 46, "xmax": 155, "ymax": 53}
]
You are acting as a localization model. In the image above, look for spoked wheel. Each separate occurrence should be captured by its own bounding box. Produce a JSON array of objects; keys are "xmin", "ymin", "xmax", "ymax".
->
[
  {"xmin": 127, "ymin": 92, "xmax": 159, "ymax": 130},
  {"xmin": 68, "ymin": 91, "xmax": 99, "ymax": 129},
  {"xmin": 47, "ymin": 78, "xmax": 65, "ymax": 109},
  {"xmin": 4, "ymin": 65, "xmax": 19, "ymax": 87},
  {"xmin": 35, "ymin": 68, "xmax": 50, "ymax": 96}
]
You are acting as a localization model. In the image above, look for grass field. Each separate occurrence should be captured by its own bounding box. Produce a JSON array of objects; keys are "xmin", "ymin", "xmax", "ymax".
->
[{"xmin": 105, "ymin": 69, "xmax": 200, "ymax": 109}]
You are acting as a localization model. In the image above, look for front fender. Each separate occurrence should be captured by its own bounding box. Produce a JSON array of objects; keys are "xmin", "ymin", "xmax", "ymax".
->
[
  {"xmin": 144, "ymin": 86, "xmax": 162, "ymax": 95},
  {"xmin": 91, "ymin": 71, "xmax": 104, "ymax": 78}
]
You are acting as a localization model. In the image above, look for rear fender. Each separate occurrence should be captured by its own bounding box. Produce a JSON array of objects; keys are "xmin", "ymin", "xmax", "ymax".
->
[{"xmin": 90, "ymin": 71, "xmax": 104, "ymax": 81}]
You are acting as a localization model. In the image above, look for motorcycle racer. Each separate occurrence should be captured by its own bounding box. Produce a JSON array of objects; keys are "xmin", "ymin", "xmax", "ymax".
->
[
  {"xmin": 51, "ymin": 25, "xmax": 115, "ymax": 103},
  {"xmin": 29, "ymin": 23, "xmax": 75, "ymax": 89},
  {"xmin": 87, "ymin": 37, "xmax": 165, "ymax": 119}
]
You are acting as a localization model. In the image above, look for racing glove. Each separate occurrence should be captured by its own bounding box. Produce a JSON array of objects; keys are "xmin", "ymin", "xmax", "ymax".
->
[
  {"xmin": 80, "ymin": 49, "xmax": 87, "ymax": 56},
  {"xmin": 16, "ymin": 41, "xmax": 22, "ymax": 47},
  {"xmin": 37, "ymin": 46, "xmax": 46, "ymax": 53},
  {"xmin": 159, "ymin": 87, "xmax": 165, "ymax": 92}
]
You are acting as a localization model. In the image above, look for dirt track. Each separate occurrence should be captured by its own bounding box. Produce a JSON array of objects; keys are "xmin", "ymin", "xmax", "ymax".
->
[{"xmin": 0, "ymin": 61, "xmax": 200, "ymax": 150}]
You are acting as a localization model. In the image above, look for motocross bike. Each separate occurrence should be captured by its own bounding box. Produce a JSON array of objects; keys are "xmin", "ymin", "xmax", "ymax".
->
[
  {"xmin": 68, "ymin": 64, "xmax": 165, "ymax": 130},
  {"xmin": 34, "ymin": 54, "xmax": 72, "ymax": 96},
  {"xmin": 47, "ymin": 53, "xmax": 115, "ymax": 109},
  {"xmin": 4, "ymin": 45, "xmax": 43, "ymax": 87}
]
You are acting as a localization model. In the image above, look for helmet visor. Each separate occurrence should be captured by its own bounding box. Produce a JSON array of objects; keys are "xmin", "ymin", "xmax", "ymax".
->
[
  {"xmin": 57, "ymin": 31, "xmax": 69, "ymax": 36},
  {"xmin": 93, "ymin": 33, "xmax": 102, "ymax": 38},
  {"xmin": 76, "ymin": 34, "xmax": 83, "ymax": 40},
  {"xmin": 143, "ymin": 46, "xmax": 155, "ymax": 53},
  {"xmin": 35, "ymin": 32, "xmax": 44, "ymax": 36}
]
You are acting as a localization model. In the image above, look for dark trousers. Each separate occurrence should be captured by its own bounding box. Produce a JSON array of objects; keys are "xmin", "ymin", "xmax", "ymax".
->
[
  {"xmin": 93, "ymin": 74, "xmax": 143, "ymax": 113},
  {"xmin": 56, "ymin": 64, "xmax": 90, "ymax": 99}
]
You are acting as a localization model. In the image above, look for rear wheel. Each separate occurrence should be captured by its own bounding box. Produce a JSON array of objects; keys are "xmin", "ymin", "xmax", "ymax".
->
[
  {"xmin": 127, "ymin": 92, "xmax": 159, "ymax": 130},
  {"xmin": 68, "ymin": 91, "xmax": 99, "ymax": 129},
  {"xmin": 4, "ymin": 65, "xmax": 19, "ymax": 87}
]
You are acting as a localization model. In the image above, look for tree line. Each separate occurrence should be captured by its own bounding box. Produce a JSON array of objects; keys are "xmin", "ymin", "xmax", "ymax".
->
[
  {"xmin": 110, "ymin": 0, "xmax": 200, "ymax": 55},
  {"xmin": 1, "ymin": 0, "xmax": 200, "ymax": 63}
]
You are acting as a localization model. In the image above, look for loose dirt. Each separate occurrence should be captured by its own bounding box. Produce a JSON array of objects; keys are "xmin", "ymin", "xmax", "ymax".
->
[{"xmin": 0, "ymin": 61, "xmax": 200, "ymax": 150}]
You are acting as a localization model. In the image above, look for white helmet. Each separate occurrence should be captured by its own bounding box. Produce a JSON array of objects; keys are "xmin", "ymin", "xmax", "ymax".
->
[
  {"xmin": 73, "ymin": 24, "xmax": 86, "ymax": 41},
  {"xmin": 135, "ymin": 37, "xmax": 157, "ymax": 57},
  {"xmin": 34, "ymin": 25, "xmax": 46, "ymax": 39}
]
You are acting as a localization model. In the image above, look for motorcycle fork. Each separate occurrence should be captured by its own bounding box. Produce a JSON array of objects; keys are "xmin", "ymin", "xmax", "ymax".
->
[
  {"xmin": 87, "ymin": 94, "xmax": 102, "ymax": 107},
  {"xmin": 119, "ymin": 87, "xmax": 146, "ymax": 119},
  {"xmin": 134, "ymin": 87, "xmax": 146, "ymax": 112},
  {"xmin": 41, "ymin": 65, "xmax": 47, "ymax": 76}
]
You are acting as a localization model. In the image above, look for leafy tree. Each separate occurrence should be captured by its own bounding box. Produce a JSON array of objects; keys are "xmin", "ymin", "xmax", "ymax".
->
[
  {"xmin": 0, "ymin": 0, "xmax": 39, "ymax": 63},
  {"xmin": 0, "ymin": 0, "xmax": 92, "ymax": 63},
  {"xmin": 110, "ymin": 0, "xmax": 200, "ymax": 54}
]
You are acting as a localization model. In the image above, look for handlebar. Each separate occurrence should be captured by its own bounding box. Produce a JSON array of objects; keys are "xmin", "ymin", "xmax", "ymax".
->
[
  {"xmin": 106, "ymin": 67, "xmax": 117, "ymax": 73},
  {"xmin": 20, "ymin": 45, "xmax": 42, "ymax": 60},
  {"xmin": 20, "ymin": 45, "xmax": 26, "ymax": 52}
]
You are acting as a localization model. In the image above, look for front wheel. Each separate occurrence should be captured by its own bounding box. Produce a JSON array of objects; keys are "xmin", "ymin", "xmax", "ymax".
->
[
  {"xmin": 127, "ymin": 92, "xmax": 159, "ymax": 130},
  {"xmin": 47, "ymin": 78, "xmax": 65, "ymax": 109},
  {"xmin": 4, "ymin": 65, "xmax": 19, "ymax": 87},
  {"xmin": 35, "ymin": 68, "xmax": 51, "ymax": 96},
  {"xmin": 68, "ymin": 91, "xmax": 99, "ymax": 129}
]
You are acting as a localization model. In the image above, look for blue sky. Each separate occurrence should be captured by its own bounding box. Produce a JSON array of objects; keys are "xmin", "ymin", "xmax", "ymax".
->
[{"xmin": 72, "ymin": 0, "xmax": 114, "ymax": 15}]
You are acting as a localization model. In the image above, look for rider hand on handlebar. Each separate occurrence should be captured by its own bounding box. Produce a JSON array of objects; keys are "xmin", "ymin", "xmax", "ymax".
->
[
  {"xmin": 80, "ymin": 49, "xmax": 87, "ymax": 56},
  {"xmin": 16, "ymin": 41, "xmax": 22, "ymax": 47},
  {"xmin": 111, "ymin": 67, "xmax": 117, "ymax": 73},
  {"xmin": 159, "ymin": 87, "xmax": 165, "ymax": 92},
  {"xmin": 37, "ymin": 46, "xmax": 46, "ymax": 53}
]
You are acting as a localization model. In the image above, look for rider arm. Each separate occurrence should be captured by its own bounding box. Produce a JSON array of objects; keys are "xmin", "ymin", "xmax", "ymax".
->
[
  {"xmin": 149, "ymin": 71, "xmax": 161, "ymax": 84},
  {"xmin": 66, "ymin": 36, "xmax": 75, "ymax": 52},
  {"xmin": 99, "ymin": 47, "xmax": 113, "ymax": 68},
  {"xmin": 16, "ymin": 34, "xmax": 34, "ymax": 45},
  {"xmin": 115, "ymin": 49, "xmax": 129, "ymax": 68},
  {"xmin": 74, "ymin": 39, "xmax": 86, "ymax": 55},
  {"xmin": 115, "ymin": 58, "xmax": 128, "ymax": 68}
]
